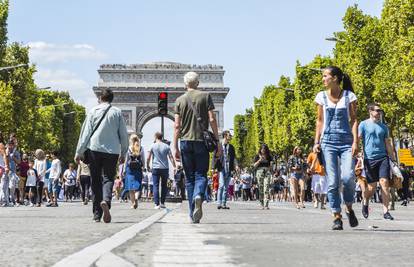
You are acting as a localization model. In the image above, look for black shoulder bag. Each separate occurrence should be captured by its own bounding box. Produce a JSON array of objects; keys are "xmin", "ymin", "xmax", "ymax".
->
[
  {"xmin": 185, "ymin": 95, "xmax": 218, "ymax": 152},
  {"xmin": 83, "ymin": 105, "xmax": 112, "ymax": 164}
]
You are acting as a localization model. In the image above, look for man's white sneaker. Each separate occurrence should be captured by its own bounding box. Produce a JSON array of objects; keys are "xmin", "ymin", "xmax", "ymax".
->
[
  {"xmin": 154, "ymin": 205, "xmax": 160, "ymax": 209},
  {"xmin": 160, "ymin": 204, "xmax": 166, "ymax": 208}
]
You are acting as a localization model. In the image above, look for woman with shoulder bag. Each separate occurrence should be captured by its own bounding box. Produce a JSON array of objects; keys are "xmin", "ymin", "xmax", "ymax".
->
[{"xmin": 123, "ymin": 134, "xmax": 145, "ymax": 209}]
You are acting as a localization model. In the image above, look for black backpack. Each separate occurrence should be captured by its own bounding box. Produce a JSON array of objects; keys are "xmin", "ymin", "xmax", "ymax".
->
[{"xmin": 129, "ymin": 149, "xmax": 143, "ymax": 171}]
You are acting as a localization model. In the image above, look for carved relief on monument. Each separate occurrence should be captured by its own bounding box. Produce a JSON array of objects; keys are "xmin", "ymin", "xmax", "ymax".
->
[{"xmin": 121, "ymin": 110, "xmax": 132, "ymax": 127}]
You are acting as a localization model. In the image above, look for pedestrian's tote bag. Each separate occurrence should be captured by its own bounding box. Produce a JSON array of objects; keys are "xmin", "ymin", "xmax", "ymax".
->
[{"xmin": 389, "ymin": 159, "xmax": 404, "ymax": 189}]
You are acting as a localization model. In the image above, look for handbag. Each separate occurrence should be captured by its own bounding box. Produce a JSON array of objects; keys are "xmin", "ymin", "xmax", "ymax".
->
[
  {"xmin": 389, "ymin": 159, "xmax": 404, "ymax": 189},
  {"xmin": 185, "ymin": 95, "xmax": 218, "ymax": 152},
  {"xmin": 83, "ymin": 105, "xmax": 112, "ymax": 164}
]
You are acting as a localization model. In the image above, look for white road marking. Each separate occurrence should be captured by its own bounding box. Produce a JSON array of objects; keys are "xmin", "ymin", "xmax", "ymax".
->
[
  {"xmin": 152, "ymin": 212, "xmax": 237, "ymax": 266},
  {"xmin": 53, "ymin": 209, "xmax": 170, "ymax": 267},
  {"xmin": 95, "ymin": 252, "xmax": 135, "ymax": 267}
]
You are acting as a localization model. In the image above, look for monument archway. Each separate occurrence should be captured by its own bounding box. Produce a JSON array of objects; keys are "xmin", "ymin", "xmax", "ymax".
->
[
  {"xmin": 136, "ymin": 109, "xmax": 175, "ymax": 135},
  {"xmin": 93, "ymin": 62, "xmax": 230, "ymax": 135}
]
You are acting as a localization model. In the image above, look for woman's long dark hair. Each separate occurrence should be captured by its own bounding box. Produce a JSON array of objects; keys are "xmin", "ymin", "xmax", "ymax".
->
[
  {"xmin": 258, "ymin": 144, "xmax": 271, "ymax": 160},
  {"xmin": 292, "ymin": 146, "xmax": 303, "ymax": 158},
  {"xmin": 325, "ymin": 66, "xmax": 354, "ymax": 92}
]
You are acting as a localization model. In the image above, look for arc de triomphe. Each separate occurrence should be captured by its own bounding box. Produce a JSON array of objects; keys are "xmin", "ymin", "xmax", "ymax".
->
[{"xmin": 93, "ymin": 62, "xmax": 230, "ymax": 136}]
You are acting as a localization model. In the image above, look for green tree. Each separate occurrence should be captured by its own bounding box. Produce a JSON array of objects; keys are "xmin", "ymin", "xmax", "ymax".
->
[
  {"xmin": 0, "ymin": 0, "xmax": 7, "ymax": 65},
  {"xmin": 0, "ymin": 0, "xmax": 86, "ymax": 165}
]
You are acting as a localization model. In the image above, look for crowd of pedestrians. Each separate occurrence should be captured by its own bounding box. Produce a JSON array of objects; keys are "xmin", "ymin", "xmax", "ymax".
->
[
  {"xmin": 0, "ymin": 137, "xmax": 89, "ymax": 208},
  {"xmin": 1, "ymin": 69, "xmax": 413, "ymax": 232}
]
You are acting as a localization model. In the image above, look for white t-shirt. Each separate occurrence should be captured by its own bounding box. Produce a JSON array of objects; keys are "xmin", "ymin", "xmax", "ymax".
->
[
  {"xmin": 64, "ymin": 169, "xmax": 77, "ymax": 186},
  {"xmin": 142, "ymin": 172, "xmax": 148, "ymax": 184},
  {"xmin": 148, "ymin": 172, "xmax": 153, "ymax": 185},
  {"xmin": 314, "ymin": 90, "xmax": 357, "ymax": 137},
  {"xmin": 314, "ymin": 90, "xmax": 357, "ymax": 108},
  {"xmin": 48, "ymin": 159, "xmax": 61, "ymax": 179},
  {"xmin": 26, "ymin": 169, "xmax": 37, "ymax": 187},
  {"xmin": 34, "ymin": 159, "xmax": 47, "ymax": 182}
]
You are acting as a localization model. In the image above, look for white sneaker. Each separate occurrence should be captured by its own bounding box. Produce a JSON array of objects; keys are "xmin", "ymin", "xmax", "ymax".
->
[
  {"xmin": 160, "ymin": 204, "xmax": 166, "ymax": 208},
  {"xmin": 154, "ymin": 205, "xmax": 160, "ymax": 209},
  {"xmin": 193, "ymin": 195, "xmax": 203, "ymax": 223},
  {"xmin": 30, "ymin": 203, "xmax": 34, "ymax": 207}
]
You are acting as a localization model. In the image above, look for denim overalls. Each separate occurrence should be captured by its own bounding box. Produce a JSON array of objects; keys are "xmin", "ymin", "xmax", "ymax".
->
[{"xmin": 320, "ymin": 90, "xmax": 356, "ymax": 213}]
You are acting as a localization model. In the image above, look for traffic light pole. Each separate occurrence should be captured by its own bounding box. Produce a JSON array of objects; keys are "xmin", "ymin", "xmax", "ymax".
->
[{"xmin": 161, "ymin": 114, "xmax": 164, "ymax": 139}]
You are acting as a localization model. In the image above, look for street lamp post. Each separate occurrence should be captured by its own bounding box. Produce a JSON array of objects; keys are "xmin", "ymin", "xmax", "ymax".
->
[
  {"xmin": 36, "ymin": 102, "xmax": 69, "ymax": 109},
  {"xmin": 63, "ymin": 111, "xmax": 76, "ymax": 116},
  {"xmin": 0, "ymin": 64, "xmax": 28, "ymax": 72},
  {"xmin": 297, "ymin": 66, "xmax": 324, "ymax": 72},
  {"xmin": 325, "ymin": 37, "xmax": 346, "ymax": 43},
  {"xmin": 275, "ymin": 87, "xmax": 294, "ymax": 92}
]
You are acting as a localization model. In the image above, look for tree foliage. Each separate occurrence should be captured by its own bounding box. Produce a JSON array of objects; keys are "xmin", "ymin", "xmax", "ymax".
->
[
  {"xmin": 233, "ymin": 1, "xmax": 414, "ymax": 167},
  {"xmin": 0, "ymin": 0, "xmax": 86, "ymax": 165}
]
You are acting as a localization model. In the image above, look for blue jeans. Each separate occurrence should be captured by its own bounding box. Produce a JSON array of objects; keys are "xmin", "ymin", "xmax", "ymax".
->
[
  {"xmin": 47, "ymin": 178, "xmax": 54, "ymax": 194},
  {"xmin": 180, "ymin": 141, "xmax": 209, "ymax": 218},
  {"xmin": 152, "ymin": 168, "xmax": 169, "ymax": 206},
  {"xmin": 321, "ymin": 142, "xmax": 355, "ymax": 213},
  {"xmin": 218, "ymin": 170, "xmax": 231, "ymax": 206}
]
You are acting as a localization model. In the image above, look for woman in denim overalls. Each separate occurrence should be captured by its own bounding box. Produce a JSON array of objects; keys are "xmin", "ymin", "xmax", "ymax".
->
[{"xmin": 313, "ymin": 66, "xmax": 359, "ymax": 230}]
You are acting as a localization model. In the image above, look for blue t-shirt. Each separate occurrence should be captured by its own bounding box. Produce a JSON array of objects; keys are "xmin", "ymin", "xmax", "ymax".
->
[
  {"xmin": 358, "ymin": 119, "xmax": 389, "ymax": 160},
  {"xmin": 150, "ymin": 142, "xmax": 171, "ymax": 170},
  {"xmin": 241, "ymin": 174, "xmax": 252, "ymax": 189},
  {"xmin": 45, "ymin": 160, "xmax": 52, "ymax": 179},
  {"xmin": 7, "ymin": 148, "xmax": 20, "ymax": 173}
]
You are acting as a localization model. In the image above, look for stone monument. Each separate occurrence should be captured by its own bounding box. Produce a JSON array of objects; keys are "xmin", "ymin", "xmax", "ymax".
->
[{"xmin": 93, "ymin": 62, "xmax": 230, "ymax": 135}]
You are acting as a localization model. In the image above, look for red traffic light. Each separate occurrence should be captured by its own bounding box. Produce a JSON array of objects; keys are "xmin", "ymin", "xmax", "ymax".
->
[{"xmin": 159, "ymin": 92, "xmax": 167, "ymax": 100}]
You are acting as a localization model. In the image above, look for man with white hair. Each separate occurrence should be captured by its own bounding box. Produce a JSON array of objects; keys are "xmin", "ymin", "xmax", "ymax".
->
[{"xmin": 173, "ymin": 71, "xmax": 221, "ymax": 223}]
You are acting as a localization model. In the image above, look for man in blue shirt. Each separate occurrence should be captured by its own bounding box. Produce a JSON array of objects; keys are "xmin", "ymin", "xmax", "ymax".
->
[{"xmin": 358, "ymin": 103, "xmax": 396, "ymax": 220}]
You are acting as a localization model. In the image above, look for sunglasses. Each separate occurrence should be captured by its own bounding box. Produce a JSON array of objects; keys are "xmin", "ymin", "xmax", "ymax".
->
[{"xmin": 372, "ymin": 109, "xmax": 383, "ymax": 112}]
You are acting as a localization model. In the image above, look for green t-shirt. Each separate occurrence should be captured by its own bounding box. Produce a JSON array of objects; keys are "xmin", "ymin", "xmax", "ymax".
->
[{"xmin": 174, "ymin": 90, "xmax": 215, "ymax": 141}]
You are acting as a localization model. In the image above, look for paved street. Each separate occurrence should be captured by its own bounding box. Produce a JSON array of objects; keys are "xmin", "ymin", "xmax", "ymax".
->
[{"xmin": 1, "ymin": 200, "xmax": 413, "ymax": 266}]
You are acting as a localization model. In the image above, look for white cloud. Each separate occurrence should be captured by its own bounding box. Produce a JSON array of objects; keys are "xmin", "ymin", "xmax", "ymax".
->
[
  {"xmin": 28, "ymin": 41, "xmax": 107, "ymax": 63},
  {"xmin": 34, "ymin": 68, "xmax": 97, "ymax": 110}
]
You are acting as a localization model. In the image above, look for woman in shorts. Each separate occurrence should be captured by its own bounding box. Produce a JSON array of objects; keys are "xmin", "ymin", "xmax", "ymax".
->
[{"xmin": 288, "ymin": 147, "xmax": 307, "ymax": 209}]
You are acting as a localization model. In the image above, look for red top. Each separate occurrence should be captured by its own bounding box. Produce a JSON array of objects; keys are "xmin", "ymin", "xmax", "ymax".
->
[
  {"xmin": 212, "ymin": 173, "xmax": 219, "ymax": 191},
  {"xmin": 19, "ymin": 161, "xmax": 30, "ymax": 178}
]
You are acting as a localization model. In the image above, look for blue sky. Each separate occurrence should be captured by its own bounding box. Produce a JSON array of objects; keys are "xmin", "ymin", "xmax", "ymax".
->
[{"xmin": 8, "ymin": 0, "xmax": 383, "ymax": 148}]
